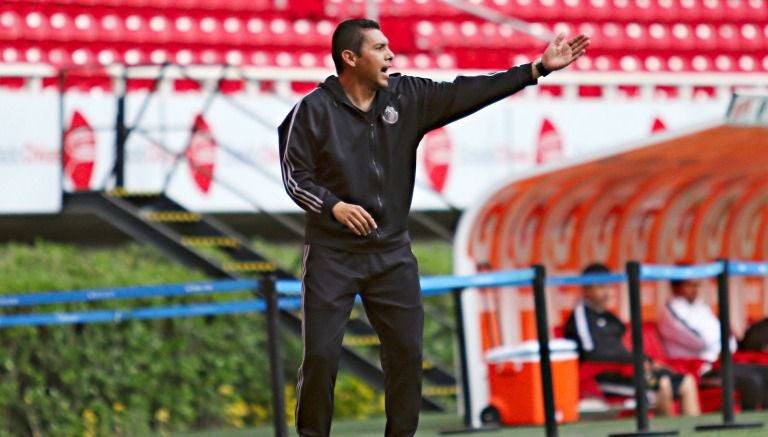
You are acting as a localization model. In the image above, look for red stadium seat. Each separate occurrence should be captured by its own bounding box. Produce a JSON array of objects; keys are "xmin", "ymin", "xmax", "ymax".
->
[
  {"xmin": 736, "ymin": 54, "xmax": 759, "ymax": 72},
  {"xmin": 98, "ymin": 13, "xmax": 127, "ymax": 44},
  {"xmin": 670, "ymin": 22, "xmax": 695, "ymax": 51},
  {"xmin": 610, "ymin": 0, "xmax": 637, "ymax": 22},
  {"xmin": 746, "ymin": 0, "xmax": 768, "ymax": 22},
  {"xmin": 584, "ymin": 0, "xmax": 613, "ymax": 22},
  {"xmin": 146, "ymin": 14, "xmax": 173, "ymax": 45},
  {"xmin": 739, "ymin": 23, "xmax": 765, "ymax": 52},
  {"xmin": 123, "ymin": 14, "xmax": 150, "ymax": 44},
  {"xmin": 624, "ymin": 22, "xmax": 649, "ymax": 50},
  {"xmin": 699, "ymin": 0, "xmax": 726, "ymax": 22},
  {"xmin": 647, "ymin": 22, "xmax": 672, "ymax": 51},
  {"xmin": 598, "ymin": 22, "xmax": 626, "ymax": 51},
  {"xmin": 0, "ymin": 10, "xmax": 22, "ymax": 41},
  {"xmin": 693, "ymin": 23, "xmax": 718, "ymax": 52},
  {"xmin": 675, "ymin": 0, "xmax": 704, "ymax": 22},
  {"xmin": 221, "ymin": 16, "xmax": 245, "ymax": 45},
  {"xmin": 717, "ymin": 23, "xmax": 741, "ymax": 52}
]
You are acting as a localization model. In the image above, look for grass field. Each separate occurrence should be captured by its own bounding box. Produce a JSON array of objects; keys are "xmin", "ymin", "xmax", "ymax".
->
[{"xmin": 167, "ymin": 411, "xmax": 768, "ymax": 437}]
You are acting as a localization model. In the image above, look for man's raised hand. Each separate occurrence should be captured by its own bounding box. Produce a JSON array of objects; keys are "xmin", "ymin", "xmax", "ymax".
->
[
  {"xmin": 332, "ymin": 201, "xmax": 378, "ymax": 236},
  {"xmin": 541, "ymin": 33, "xmax": 591, "ymax": 71}
]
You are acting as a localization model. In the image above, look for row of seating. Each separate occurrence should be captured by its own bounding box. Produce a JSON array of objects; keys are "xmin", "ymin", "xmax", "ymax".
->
[
  {"xmin": 451, "ymin": 49, "xmax": 768, "ymax": 71},
  {"xmin": 3, "ymin": 8, "xmax": 764, "ymax": 55},
  {"xmin": 0, "ymin": 44, "xmax": 460, "ymax": 69},
  {"xmin": 326, "ymin": 0, "xmax": 768, "ymax": 22},
  {"xmin": 7, "ymin": 0, "xmax": 767, "ymax": 24},
  {"xmin": 414, "ymin": 20, "xmax": 767, "ymax": 52},
  {"xmin": 0, "ymin": 9, "xmax": 335, "ymax": 48},
  {"xmin": 2, "ymin": 0, "xmax": 324, "ymax": 16},
  {"xmin": 1, "ymin": 1, "xmax": 766, "ymax": 73},
  {"xmin": 3, "ymin": 42, "xmax": 766, "ymax": 73}
]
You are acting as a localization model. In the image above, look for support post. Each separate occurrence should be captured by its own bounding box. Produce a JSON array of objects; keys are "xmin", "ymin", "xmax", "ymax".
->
[
  {"xmin": 59, "ymin": 68, "xmax": 66, "ymax": 197},
  {"xmin": 609, "ymin": 262, "xmax": 677, "ymax": 437},
  {"xmin": 440, "ymin": 286, "xmax": 499, "ymax": 434},
  {"xmin": 532, "ymin": 264, "xmax": 558, "ymax": 437},
  {"xmin": 263, "ymin": 274, "xmax": 287, "ymax": 437},
  {"xmin": 114, "ymin": 73, "xmax": 127, "ymax": 189},
  {"xmin": 695, "ymin": 259, "xmax": 762, "ymax": 432}
]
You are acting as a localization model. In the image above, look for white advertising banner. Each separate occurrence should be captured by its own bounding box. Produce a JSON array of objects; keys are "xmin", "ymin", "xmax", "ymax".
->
[
  {"xmin": 0, "ymin": 87, "xmax": 729, "ymax": 215},
  {"xmin": 0, "ymin": 90, "xmax": 61, "ymax": 214}
]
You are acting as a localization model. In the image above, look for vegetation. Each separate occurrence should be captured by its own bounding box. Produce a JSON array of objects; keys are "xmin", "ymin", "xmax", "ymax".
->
[{"xmin": 0, "ymin": 239, "xmax": 454, "ymax": 436}]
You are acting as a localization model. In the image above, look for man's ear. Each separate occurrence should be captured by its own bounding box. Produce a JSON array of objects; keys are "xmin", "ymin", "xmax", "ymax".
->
[{"xmin": 341, "ymin": 49, "xmax": 356, "ymax": 70}]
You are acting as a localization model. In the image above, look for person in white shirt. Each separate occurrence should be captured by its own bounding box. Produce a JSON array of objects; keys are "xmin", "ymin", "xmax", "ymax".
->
[
  {"xmin": 658, "ymin": 279, "xmax": 723, "ymax": 362},
  {"xmin": 658, "ymin": 278, "xmax": 766, "ymax": 410}
]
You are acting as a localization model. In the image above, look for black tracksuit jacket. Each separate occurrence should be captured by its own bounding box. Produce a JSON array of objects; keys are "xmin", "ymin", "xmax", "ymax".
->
[{"xmin": 278, "ymin": 64, "xmax": 537, "ymax": 252}]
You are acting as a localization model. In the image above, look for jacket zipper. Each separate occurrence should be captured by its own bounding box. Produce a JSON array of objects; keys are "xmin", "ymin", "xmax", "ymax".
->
[{"xmin": 369, "ymin": 122, "xmax": 383, "ymax": 240}]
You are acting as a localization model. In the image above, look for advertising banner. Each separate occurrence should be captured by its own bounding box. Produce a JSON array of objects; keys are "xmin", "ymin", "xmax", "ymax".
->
[{"xmin": 0, "ymin": 88, "xmax": 728, "ymax": 214}]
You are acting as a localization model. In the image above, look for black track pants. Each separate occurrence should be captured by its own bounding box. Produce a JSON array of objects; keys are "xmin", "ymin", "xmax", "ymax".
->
[{"xmin": 295, "ymin": 243, "xmax": 424, "ymax": 437}]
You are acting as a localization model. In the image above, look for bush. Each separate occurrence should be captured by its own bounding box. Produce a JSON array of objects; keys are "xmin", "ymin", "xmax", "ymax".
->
[
  {"xmin": 0, "ymin": 239, "xmax": 454, "ymax": 435},
  {"xmin": 0, "ymin": 242, "xmax": 287, "ymax": 436}
]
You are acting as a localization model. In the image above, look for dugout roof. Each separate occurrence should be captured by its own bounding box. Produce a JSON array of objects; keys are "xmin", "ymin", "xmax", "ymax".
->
[{"xmin": 455, "ymin": 92, "xmax": 768, "ymax": 274}]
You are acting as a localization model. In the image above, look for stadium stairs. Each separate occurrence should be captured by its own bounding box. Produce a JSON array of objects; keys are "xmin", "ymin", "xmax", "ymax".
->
[{"xmin": 63, "ymin": 189, "xmax": 456, "ymax": 411}]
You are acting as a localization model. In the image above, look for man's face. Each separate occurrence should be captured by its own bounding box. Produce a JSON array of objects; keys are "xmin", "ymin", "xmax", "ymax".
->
[
  {"xmin": 583, "ymin": 283, "xmax": 611, "ymax": 311},
  {"xmin": 673, "ymin": 279, "xmax": 701, "ymax": 303},
  {"xmin": 348, "ymin": 28, "xmax": 394, "ymax": 89}
]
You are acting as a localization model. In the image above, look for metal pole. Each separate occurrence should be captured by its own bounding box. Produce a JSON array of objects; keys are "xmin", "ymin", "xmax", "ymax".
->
[
  {"xmin": 532, "ymin": 264, "xmax": 558, "ymax": 437},
  {"xmin": 609, "ymin": 262, "xmax": 677, "ymax": 437},
  {"xmin": 263, "ymin": 275, "xmax": 287, "ymax": 437},
  {"xmin": 694, "ymin": 259, "xmax": 762, "ymax": 432},
  {"xmin": 439, "ymin": 286, "xmax": 500, "ymax": 434},
  {"xmin": 114, "ymin": 72, "xmax": 127, "ymax": 189},
  {"xmin": 59, "ymin": 68, "xmax": 66, "ymax": 197},
  {"xmin": 454, "ymin": 287, "xmax": 473, "ymax": 428},
  {"xmin": 628, "ymin": 261, "xmax": 649, "ymax": 432},
  {"xmin": 718, "ymin": 259, "xmax": 735, "ymax": 424}
]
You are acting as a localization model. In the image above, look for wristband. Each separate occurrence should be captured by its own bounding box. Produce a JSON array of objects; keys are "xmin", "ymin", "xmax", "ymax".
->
[{"xmin": 535, "ymin": 59, "xmax": 551, "ymax": 77}]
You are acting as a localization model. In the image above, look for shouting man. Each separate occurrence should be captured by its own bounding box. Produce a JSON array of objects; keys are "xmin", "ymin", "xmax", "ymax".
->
[{"xmin": 279, "ymin": 18, "xmax": 589, "ymax": 436}]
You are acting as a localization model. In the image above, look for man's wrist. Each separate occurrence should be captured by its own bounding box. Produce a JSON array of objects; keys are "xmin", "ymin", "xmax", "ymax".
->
[{"xmin": 534, "ymin": 58, "xmax": 551, "ymax": 78}]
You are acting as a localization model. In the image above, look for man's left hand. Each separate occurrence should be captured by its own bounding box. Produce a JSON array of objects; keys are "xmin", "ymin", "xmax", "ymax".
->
[{"xmin": 541, "ymin": 33, "xmax": 591, "ymax": 72}]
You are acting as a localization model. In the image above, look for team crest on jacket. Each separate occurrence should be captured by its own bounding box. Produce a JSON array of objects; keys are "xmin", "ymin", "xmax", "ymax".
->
[{"xmin": 382, "ymin": 105, "xmax": 399, "ymax": 124}]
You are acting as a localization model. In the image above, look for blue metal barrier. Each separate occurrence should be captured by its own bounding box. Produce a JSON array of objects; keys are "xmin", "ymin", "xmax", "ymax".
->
[
  {"xmin": 0, "ymin": 279, "xmax": 259, "ymax": 307},
  {"xmin": 729, "ymin": 260, "xmax": 768, "ymax": 277},
  {"xmin": 0, "ymin": 297, "xmax": 302, "ymax": 328},
  {"xmin": 0, "ymin": 269, "xmax": 537, "ymax": 328},
  {"xmin": 3, "ymin": 262, "xmax": 767, "ymax": 329},
  {"xmin": 276, "ymin": 268, "xmax": 538, "ymax": 298},
  {"xmin": 546, "ymin": 272, "xmax": 626, "ymax": 286},
  {"xmin": 640, "ymin": 262, "xmax": 724, "ymax": 281}
]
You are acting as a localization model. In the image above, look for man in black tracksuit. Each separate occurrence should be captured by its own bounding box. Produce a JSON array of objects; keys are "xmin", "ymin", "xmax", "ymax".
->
[{"xmin": 278, "ymin": 19, "xmax": 589, "ymax": 436}]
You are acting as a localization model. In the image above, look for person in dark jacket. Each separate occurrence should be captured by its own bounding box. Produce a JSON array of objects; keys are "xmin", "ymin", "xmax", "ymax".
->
[
  {"xmin": 741, "ymin": 317, "xmax": 768, "ymax": 352},
  {"xmin": 564, "ymin": 263, "xmax": 700, "ymax": 416},
  {"xmin": 279, "ymin": 18, "xmax": 590, "ymax": 436}
]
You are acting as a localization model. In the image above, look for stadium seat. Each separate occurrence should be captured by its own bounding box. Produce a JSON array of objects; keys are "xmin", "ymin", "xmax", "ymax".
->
[
  {"xmin": 0, "ymin": 0, "xmax": 765, "ymax": 80},
  {"xmin": 0, "ymin": 10, "xmax": 22, "ymax": 41}
]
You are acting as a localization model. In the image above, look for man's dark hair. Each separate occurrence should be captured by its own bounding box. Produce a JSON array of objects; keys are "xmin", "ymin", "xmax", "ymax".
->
[
  {"xmin": 582, "ymin": 262, "xmax": 611, "ymax": 276},
  {"xmin": 669, "ymin": 262, "xmax": 693, "ymax": 289},
  {"xmin": 331, "ymin": 19, "xmax": 381, "ymax": 75}
]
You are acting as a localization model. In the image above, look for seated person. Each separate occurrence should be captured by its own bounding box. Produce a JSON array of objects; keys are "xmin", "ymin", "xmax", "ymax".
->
[
  {"xmin": 659, "ymin": 277, "xmax": 768, "ymax": 410},
  {"xmin": 741, "ymin": 317, "xmax": 768, "ymax": 353},
  {"xmin": 564, "ymin": 263, "xmax": 700, "ymax": 416}
]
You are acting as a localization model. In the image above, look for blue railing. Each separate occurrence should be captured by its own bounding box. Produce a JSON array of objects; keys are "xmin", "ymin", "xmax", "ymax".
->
[{"xmin": 2, "ymin": 260, "xmax": 767, "ymax": 329}]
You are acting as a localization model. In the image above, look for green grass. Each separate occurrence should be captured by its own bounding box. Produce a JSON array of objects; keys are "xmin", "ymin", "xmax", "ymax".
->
[{"xmin": 165, "ymin": 411, "xmax": 768, "ymax": 437}]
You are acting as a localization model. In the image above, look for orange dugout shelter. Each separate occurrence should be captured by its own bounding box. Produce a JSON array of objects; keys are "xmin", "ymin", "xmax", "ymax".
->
[{"xmin": 453, "ymin": 92, "xmax": 768, "ymax": 427}]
